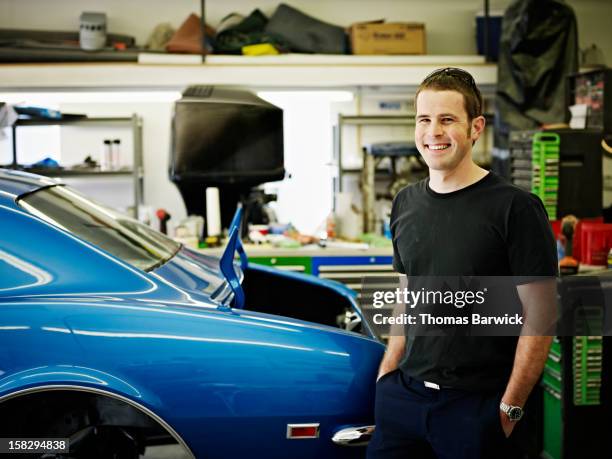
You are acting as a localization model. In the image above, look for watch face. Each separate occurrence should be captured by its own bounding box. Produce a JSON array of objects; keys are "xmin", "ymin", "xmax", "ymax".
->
[{"xmin": 508, "ymin": 406, "xmax": 523, "ymax": 421}]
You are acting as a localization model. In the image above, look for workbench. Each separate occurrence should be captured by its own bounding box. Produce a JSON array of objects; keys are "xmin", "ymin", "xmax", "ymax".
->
[{"xmin": 198, "ymin": 244, "xmax": 396, "ymax": 297}]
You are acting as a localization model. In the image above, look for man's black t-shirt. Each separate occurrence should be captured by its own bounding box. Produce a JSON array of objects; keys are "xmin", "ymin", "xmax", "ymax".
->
[{"xmin": 390, "ymin": 172, "xmax": 558, "ymax": 391}]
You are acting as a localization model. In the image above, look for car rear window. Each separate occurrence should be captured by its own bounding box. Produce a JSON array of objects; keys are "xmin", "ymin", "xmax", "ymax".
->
[{"xmin": 18, "ymin": 185, "xmax": 180, "ymax": 271}]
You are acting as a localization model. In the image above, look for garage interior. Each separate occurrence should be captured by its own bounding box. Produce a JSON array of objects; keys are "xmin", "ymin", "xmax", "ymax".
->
[{"xmin": 1, "ymin": 0, "xmax": 612, "ymax": 458}]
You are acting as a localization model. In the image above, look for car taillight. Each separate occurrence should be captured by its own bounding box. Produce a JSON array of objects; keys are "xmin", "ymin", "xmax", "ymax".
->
[{"xmin": 286, "ymin": 423, "xmax": 320, "ymax": 439}]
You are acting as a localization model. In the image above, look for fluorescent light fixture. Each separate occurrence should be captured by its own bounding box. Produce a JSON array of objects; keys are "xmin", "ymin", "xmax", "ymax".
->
[
  {"xmin": 257, "ymin": 90, "xmax": 353, "ymax": 103},
  {"xmin": 0, "ymin": 91, "xmax": 182, "ymax": 104}
]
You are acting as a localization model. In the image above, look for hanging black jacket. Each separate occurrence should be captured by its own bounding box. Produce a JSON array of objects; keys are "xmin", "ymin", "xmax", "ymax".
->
[{"xmin": 494, "ymin": 0, "xmax": 578, "ymax": 152}]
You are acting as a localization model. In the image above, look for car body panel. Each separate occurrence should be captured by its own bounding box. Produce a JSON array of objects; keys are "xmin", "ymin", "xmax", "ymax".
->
[
  {"xmin": 0, "ymin": 170, "xmax": 384, "ymax": 458},
  {"xmin": 153, "ymin": 246, "xmax": 227, "ymax": 302},
  {"xmin": 154, "ymin": 246, "xmax": 374, "ymax": 335},
  {"xmin": 0, "ymin": 296, "xmax": 383, "ymax": 458},
  {"xmin": 0, "ymin": 203, "xmax": 174, "ymax": 300}
]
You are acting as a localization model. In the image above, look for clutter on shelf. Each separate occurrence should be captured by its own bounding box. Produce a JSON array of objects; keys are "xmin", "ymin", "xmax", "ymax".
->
[{"xmin": 1, "ymin": 3, "xmax": 432, "ymax": 62}]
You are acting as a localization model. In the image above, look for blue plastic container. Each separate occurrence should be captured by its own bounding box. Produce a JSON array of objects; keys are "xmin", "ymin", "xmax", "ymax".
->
[{"xmin": 476, "ymin": 12, "xmax": 503, "ymax": 61}]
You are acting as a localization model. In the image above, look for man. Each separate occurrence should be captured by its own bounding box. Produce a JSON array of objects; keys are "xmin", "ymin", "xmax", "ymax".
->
[{"xmin": 367, "ymin": 68, "xmax": 558, "ymax": 459}]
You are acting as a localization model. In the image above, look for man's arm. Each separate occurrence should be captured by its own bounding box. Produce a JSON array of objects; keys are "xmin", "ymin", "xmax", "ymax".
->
[
  {"xmin": 499, "ymin": 279, "xmax": 556, "ymax": 435},
  {"xmin": 377, "ymin": 334, "xmax": 406, "ymax": 381},
  {"xmin": 502, "ymin": 335, "xmax": 553, "ymax": 407},
  {"xmin": 377, "ymin": 275, "xmax": 407, "ymax": 380}
]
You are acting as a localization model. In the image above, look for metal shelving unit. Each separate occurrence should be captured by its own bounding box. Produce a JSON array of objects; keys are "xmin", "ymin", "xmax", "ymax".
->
[
  {"xmin": 5, "ymin": 114, "xmax": 144, "ymax": 216},
  {"xmin": 335, "ymin": 114, "xmax": 414, "ymax": 194}
]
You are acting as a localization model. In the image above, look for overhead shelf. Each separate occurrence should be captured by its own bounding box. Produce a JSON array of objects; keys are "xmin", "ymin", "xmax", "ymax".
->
[{"xmin": 0, "ymin": 55, "xmax": 497, "ymax": 90}]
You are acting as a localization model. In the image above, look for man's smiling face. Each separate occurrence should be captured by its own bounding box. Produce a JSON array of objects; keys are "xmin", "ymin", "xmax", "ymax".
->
[{"xmin": 415, "ymin": 89, "xmax": 484, "ymax": 172}]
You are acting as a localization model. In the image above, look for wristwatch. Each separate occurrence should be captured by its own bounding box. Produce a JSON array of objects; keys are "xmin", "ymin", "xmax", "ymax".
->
[{"xmin": 499, "ymin": 401, "xmax": 524, "ymax": 422}]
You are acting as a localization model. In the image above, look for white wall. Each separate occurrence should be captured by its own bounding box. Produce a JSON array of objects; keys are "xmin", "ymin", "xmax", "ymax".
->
[
  {"xmin": 257, "ymin": 91, "xmax": 343, "ymax": 234},
  {"xmin": 0, "ymin": 125, "xmax": 60, "ymax": 165},
  {"xmin": 0, "ymin": 0, "xmax": 610, "ymax": 62}
]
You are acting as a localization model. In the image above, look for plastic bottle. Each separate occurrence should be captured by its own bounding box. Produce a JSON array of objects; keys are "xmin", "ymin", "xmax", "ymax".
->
[
  {"xmin": 112, "ymin": 139, "xmax": 121, "ymax": 170},
  {"xmin": 102, "ymin": 139, "xmax": 112, "ymax": 171}
]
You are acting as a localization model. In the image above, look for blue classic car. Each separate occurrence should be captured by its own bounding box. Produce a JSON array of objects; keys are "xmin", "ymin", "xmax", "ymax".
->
[{"xmin": 0, "ymin": 169, "xmax": 384, "ymax": 459}]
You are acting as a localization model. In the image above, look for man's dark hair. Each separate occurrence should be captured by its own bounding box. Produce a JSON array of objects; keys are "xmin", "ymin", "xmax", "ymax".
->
[{"xmin": 415, "ymin": 67, "xmax": 483, "ymax": 122}]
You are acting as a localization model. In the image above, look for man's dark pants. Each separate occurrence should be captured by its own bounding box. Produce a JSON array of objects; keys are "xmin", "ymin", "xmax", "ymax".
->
[{"xmin": 367, "ymin": 369, "xmax": 519, "ymax": 459}]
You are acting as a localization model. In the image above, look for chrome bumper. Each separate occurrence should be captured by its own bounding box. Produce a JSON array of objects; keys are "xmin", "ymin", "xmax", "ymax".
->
[{"xmin": 331, "ymin": 425, "xmax": 375, "ymax": 446}]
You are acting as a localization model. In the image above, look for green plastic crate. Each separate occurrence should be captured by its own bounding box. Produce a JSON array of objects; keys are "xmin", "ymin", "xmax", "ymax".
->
[
  {"xmin": 531, "ymin": 132, "xmax": 561, "ymax": 220},
  {"xmin": 542, "ymin": 388, "xmax": 563, "ymax": 459}
]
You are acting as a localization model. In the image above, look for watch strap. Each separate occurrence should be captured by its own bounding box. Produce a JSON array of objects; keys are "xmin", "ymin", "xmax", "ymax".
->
[{"xmin": 499, "ymin": 401, "xmax": 523, "ymax": 421}]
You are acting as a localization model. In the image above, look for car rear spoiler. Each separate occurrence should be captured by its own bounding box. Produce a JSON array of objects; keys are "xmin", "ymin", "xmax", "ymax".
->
[{"xmin": 219, "ymin": 206, "xmax": 248, "ymax": 309}]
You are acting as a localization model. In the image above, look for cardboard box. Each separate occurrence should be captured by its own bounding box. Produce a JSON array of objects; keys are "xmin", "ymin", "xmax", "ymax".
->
[{"xmin": 350, "ymin": 22, "xmax": 426, "ymax": 55}]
